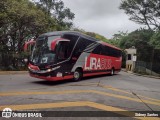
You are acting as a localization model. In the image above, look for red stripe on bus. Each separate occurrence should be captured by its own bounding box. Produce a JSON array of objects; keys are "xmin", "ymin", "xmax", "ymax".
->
[
  {"xmin": 83, "ymin": 72, "xmax": 110, "ymax": 77},
  {"xmin": 28, "ymin": 63, "xmax": 40, "ymax": 71}
]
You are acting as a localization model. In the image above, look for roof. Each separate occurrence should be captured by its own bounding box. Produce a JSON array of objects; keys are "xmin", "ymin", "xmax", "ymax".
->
[
  {"xmin": 101, "ymin": 41, "xmax": 122, "ymax": 51},
  {"xmin": 39, "ymin": 31, "xmax": 99, "ymax": 42},
  {"xmin": 39, "ymin": 31, "xmax": 121, "ymax": 50}
]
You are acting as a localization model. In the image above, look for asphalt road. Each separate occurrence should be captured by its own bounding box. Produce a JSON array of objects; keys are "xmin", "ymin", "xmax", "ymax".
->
[{"xmin": 0, "ymin": 71, "xmax": 160, "ymax": 120}]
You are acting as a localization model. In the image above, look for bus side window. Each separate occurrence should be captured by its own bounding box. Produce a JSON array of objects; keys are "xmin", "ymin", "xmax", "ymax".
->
[
  {"xmin": 56, "ymin": 34, "xmax": 79, "ymax": 62},
  {"xmin": 102, "ymin": 46, "xmax": 121, "ymax": 58},
  {"xmin": 92, "ymin": 45, "xmax": 102, "ymax": 54},
  {"xmin": 62, "ymin": 34, "xmax": 79, "ymax": 56},
  {"xmin": 73, "ymin": 38, "xmax": 93, "ymax": 57},
  {"xmin": 101, "ymin": 45, "xmax": 109, "ymax": 56}
]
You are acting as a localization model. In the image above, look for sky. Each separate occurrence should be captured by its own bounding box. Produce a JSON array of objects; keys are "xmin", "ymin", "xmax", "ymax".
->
[{"xmin": 62, "ymin": 0, "xmax": 144, "ymax": 39}]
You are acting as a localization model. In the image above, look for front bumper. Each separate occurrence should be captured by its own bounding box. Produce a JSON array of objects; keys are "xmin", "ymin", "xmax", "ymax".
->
[
  {"xmin": 29, "ymin": 72, "xmax": 73, "ymax": 81},
  {"xmin": 28, "ymin": 63, "xmax": 73, "ymax": 81}
]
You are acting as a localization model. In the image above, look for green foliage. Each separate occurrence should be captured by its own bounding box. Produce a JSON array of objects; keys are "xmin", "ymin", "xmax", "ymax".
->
[
  {"xmin": 73, "ymin": 28, "xmax": 111, "ymax": 44},
  {"xmin": 86, "ymin": 32, "xmax": 111, "ymax": 43},
  {"xmin": 112, "ymin": 29, "xmax": 156, "ymax": 62},
  {"xmin": 119, "ymin": 0, "xmax": 160, "ymax": 66},
  {"xmin": 111, "ymin": 31, "xmax": 128, "ymax": 47},
  {"xmin": 95, "ymin": 33, "xmax": 111, "ymax": 43},
  {"xmin": 0, "ymin": 0, "xmax": 74, "ymax": 69},
  {"xmin": 119, "ymin": 29, "xmax": 154, "ymax": 48},
  {"xmin": 36, "ymin": 0, "xmax": 75, "ymax": 30},
  {"xmin": 149, "ymin": 31, "xmax": 160, "ymax": 49}
]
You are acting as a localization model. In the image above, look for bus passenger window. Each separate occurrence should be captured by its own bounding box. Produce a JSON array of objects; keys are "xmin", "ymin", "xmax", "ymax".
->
[
  {"xmin": 56, "ymin": 41, "xmax": 70, "ymax": 61},
  {"xmin": 92, "ymin": 45, "xmax": 102, "ymax": 54},
  {"xmin": 74, "ymin": 38, "xmax": 93, "ymax": 57},
  {"xmin": 62, "ymin": 35, "xmax": 79, "ymax": 53}
]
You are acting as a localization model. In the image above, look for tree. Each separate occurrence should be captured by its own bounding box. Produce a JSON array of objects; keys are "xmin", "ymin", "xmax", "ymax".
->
[
  {"xmin": 112, "ymin": 31, "xmax": 128, "ymax": 41},
  {"xmin": 111, "ymin": 31, "xmax": 128, "ymax": 47},
  {"xmin": 0, "ymin": 0, "xmax": 75, "ymax": 69},
  {"xmin": 149, "ymin": 31, "xmax": 160, "ymax": 49},
  {"xmin": 86, "ymin": 32, "xmax": 111, "ymax": 44},
  {"xmin": 118, "ymin": 29, "xmax": 154, "ymax": 62},
  {"xmin": 36, "ymin": 0, "xmax": 75, "ymax": 30},
  {"xmin": 120, "ymin": 0, "xmax": 160, "ymax": 30},
  {"xmin": 0, "ymin": 0, "xmax": 48, "ymax": 68}
]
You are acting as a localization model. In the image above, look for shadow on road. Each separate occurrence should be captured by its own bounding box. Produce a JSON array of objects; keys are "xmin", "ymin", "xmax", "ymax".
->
[{"xmin": 31, "ymin": 74, "xmax": 119, "ymax": 86}]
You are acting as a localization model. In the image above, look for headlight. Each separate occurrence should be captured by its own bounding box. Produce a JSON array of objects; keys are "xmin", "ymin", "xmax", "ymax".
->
[
  {"xmin": 47, "ymin": 69, "xmax": 51, "ymax": 72},
  {"xmin": 46, "ymin": 66, "xmax": 60, "ymax": 73}
]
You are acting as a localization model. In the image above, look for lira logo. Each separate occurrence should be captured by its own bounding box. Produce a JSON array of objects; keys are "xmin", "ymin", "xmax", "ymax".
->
[
  {"xmin": 84, "ymin": 57, "xmax": 112, "ymax": 70},
  {"xmin": 2, "ymin": 108, "xmax": 12, "ymax": 118}
]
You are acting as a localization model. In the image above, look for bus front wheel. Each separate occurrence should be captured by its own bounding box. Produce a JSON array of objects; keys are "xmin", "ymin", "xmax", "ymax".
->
[{"xmin": 73, "ymin": 69, "xmax": 82, "ymax": 81}]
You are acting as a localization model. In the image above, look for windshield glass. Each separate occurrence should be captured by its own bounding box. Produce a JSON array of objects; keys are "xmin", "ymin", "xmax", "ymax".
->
[{"xmin": 30, "ymin": 36, "xmax": 60, "ymax": 65}]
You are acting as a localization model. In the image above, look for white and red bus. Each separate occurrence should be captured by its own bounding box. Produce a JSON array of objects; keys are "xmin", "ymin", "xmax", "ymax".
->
[{"xmin": 27, "ymin": 31, "xmax": 122, "ymax": 81}]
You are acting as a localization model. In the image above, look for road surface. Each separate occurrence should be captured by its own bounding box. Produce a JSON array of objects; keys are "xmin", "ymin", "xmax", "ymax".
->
[{"xmin": 0, "ymin": 71, "xmax": 160, "ymax": 120}]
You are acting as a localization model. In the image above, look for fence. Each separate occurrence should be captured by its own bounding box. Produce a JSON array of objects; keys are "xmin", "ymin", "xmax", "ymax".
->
[
  {"xmin": 134, "ymin": 49, "xmax": 160, "ymax": 76},
  {"xmin": 134, "ymin": 61, "xmax": 160, "ymax": 76}
]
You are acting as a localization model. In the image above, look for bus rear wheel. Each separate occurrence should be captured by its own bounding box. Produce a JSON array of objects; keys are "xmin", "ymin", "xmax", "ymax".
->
[{"xmin": 73, "ymin": 69, "xmax": 82, "ymax": 81}]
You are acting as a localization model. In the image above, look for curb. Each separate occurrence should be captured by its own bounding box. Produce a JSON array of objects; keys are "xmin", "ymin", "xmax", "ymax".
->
[
  {"xmin": 121, "ymin": 69, "xmax": 160, "ymax": 79},
  {"xmin": 131, "ymin": 72, "xmax": 160, "ymax": 79},
  {"xmin": 0, "ymin": 71, "xmax": 28, "ymax": 75}
]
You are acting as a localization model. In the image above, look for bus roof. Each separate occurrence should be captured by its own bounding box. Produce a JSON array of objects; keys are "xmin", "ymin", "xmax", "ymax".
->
[
  {"xmin": 39, "ymin": 31, "xmax": 99, "ymax": 42},
  {"xmin": 40, "ymin": 31, "xmax": 121, "ymax": 51},
  {"xmin": 101, "ymin": 41, "xmax": 121, "ymax": 51}
]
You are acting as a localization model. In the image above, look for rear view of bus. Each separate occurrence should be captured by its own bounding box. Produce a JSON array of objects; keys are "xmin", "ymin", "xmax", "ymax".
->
[{"xmin": 28, "ymin": 31, "xmax": 122, "ymax": 81}]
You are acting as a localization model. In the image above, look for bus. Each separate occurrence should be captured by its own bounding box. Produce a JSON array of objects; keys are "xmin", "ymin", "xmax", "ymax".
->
[{"xmin": 27, "ymin": 31, "xmax": 122, "ymax": 81}]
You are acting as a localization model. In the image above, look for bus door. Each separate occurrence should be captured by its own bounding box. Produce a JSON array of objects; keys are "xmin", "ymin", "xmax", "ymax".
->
[
  {"xmin": 54, "ymin": 39, "xmax": 73, "ymax": 77},
  {"xmin": 54, "ymin": 36, "xmax": 79, "ymax": 77},
  {"xmin": 60, "ymin": 35, "xmax": 79, "ymax": 76}
]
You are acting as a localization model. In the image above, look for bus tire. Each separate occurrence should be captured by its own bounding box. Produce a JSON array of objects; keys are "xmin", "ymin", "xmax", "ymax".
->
[
  {"xmin": 110, "ymin": 68, "xmax": 114, "ymax": 76},
  {"xmin": 73, "ymin": 69, "xmax": 83, "ymax": 81}
]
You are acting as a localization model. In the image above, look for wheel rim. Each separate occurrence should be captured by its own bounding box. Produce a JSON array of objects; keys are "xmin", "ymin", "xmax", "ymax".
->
[{"xmin": 74, "ymin": 71, "xmax": 79, "ymax": 79}]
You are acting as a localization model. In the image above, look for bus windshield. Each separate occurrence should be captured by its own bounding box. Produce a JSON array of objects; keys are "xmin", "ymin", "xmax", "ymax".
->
[{"xmin": 30, "ymin": 36, "xmax": 60, "ymax": 65}]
